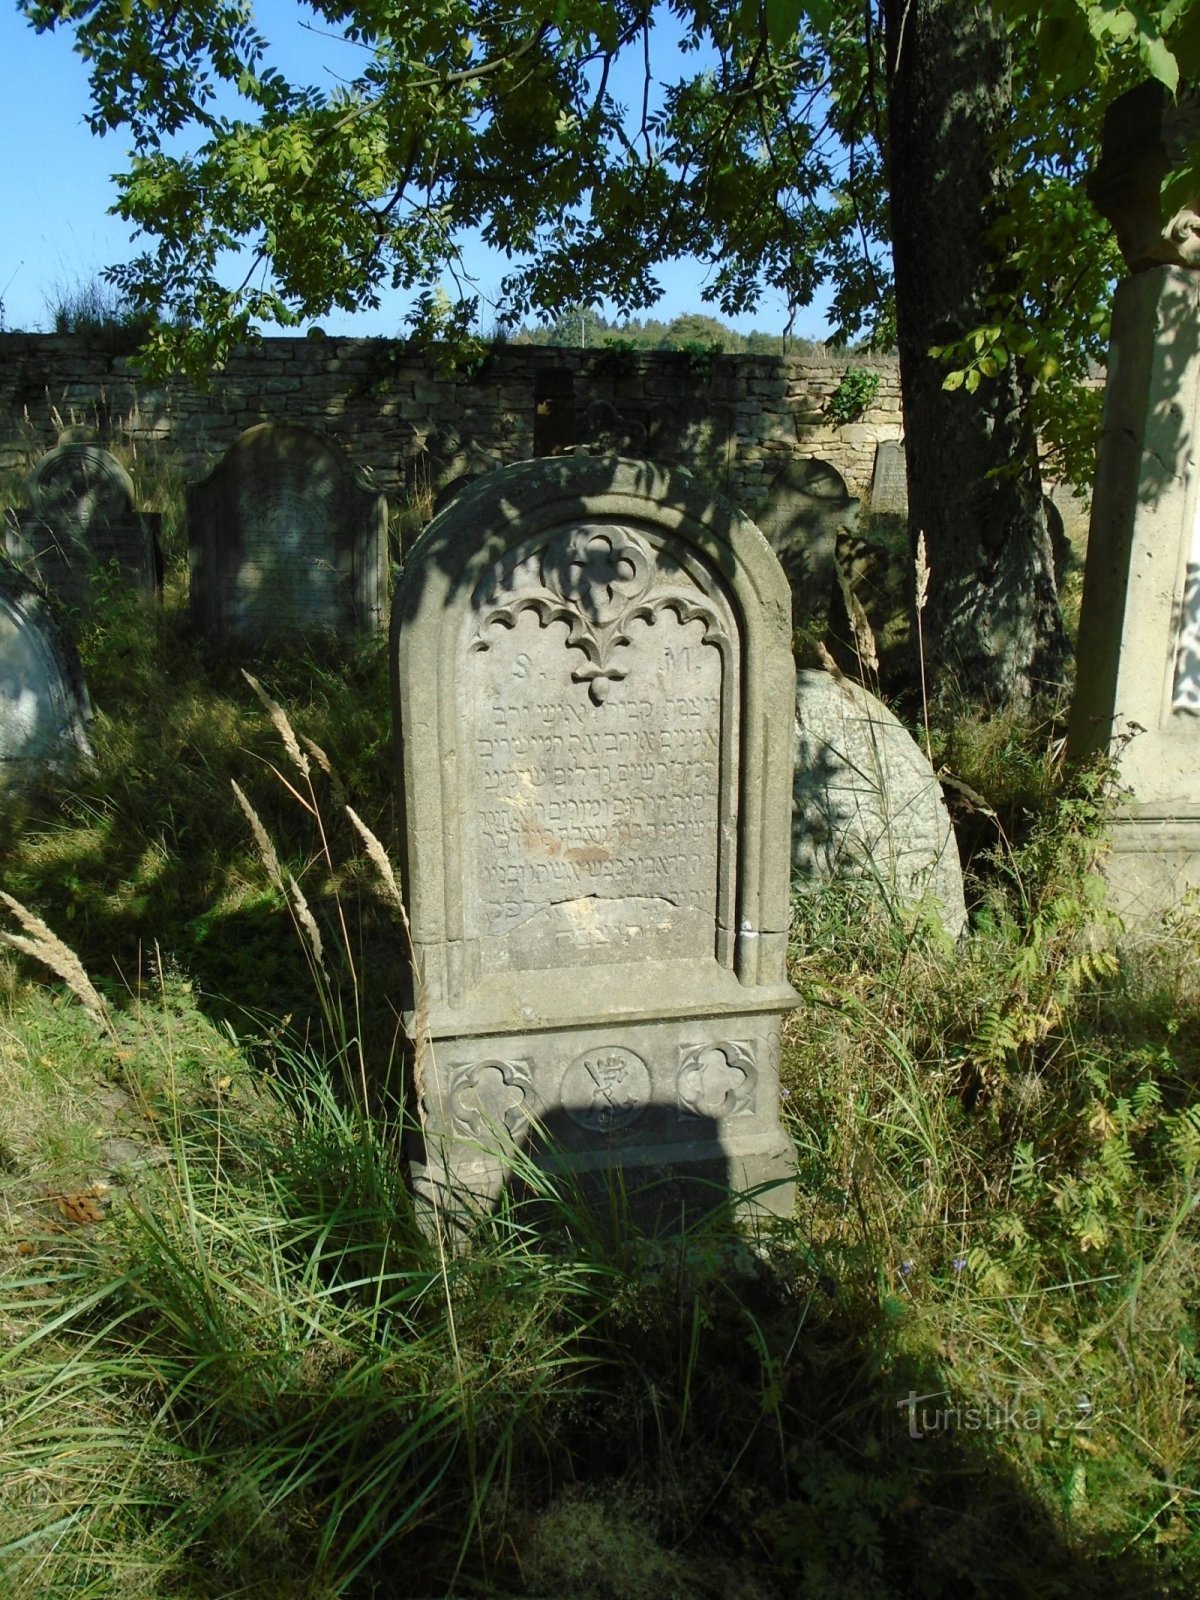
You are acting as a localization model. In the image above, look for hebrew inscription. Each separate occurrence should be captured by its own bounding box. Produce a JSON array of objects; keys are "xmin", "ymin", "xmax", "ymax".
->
[
  {"xmin": 234, "ymin": 482, "xmax": 344, "ymax": 629},
  {"xmin": 470, "ymin": 532, "xmax": 731, "ymax": 971}
]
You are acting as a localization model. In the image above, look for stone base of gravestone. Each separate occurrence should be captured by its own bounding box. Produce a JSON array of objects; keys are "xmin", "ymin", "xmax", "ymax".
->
[
  {"xmin": 792, "ymin": 669, "xmax": 966, "ymax": 937},
  {"xmin": 421, "ymin": 1015, "xmax": 796, "ymax": 1231},
  {"xmin": 1068, "ymin": 266, "xmax": 1200, "ymax": 925},
  {"xmin": 755, "ymin": 458, "xmax": 860, "ymax": 627},
  {"xmin": 0, "ymin": 558, "xmax": 93, "ymax": 784},
  {"xmin": 6, "ymin": 508, "xmax": 163, "ymax": 611},
  {"xmin": 1098, "ymin": 807, "xmax": 1200, "ymax": 927}
]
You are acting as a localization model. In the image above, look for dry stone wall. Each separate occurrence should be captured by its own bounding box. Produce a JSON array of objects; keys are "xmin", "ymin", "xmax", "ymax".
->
[{"xmin": 0, "ymin": 334, "xmax": 903, "ymax": 514}]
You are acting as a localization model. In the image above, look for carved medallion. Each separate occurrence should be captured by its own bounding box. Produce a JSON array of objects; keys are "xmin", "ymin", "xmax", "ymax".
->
[
  {"xmin": 677, "ymin": 1041, "xmax": 757, "ymax": 1120},
  {"xmin": 562, "ymin": 1045, "xmax": 652, "ymax": 1132}
]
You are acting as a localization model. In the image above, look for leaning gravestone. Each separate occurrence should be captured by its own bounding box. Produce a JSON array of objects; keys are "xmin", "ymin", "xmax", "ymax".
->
[
  {"xmin": 0, "ymin": 557, "xmax": 93, "ymax": 784},
  {"xmin": 4, "ymin": 444, "xmax": 163, "ymax": 611},
  {"xmin": 869, "ymin": 438, "xmax": 908, "ymax": 518},
  {"xmin": 755, "ymin": 458, "xmax": 859, "ymax": 626},
  {"xmin": 393, "ymin": 455, "xmax": 800, "ymax": 1222},
  {"xmin": 792, "ymin": 670, "xmax": 966, "ymax": 938},
  {"xmin": 188, "ymin": 422, "xmax": 388, "ymax": 639}
]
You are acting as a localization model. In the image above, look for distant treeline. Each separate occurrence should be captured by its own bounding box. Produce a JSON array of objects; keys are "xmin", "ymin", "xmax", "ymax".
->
[{"xmin": 501, "ymin": 305, "xmax": 818, "ymax": 355}]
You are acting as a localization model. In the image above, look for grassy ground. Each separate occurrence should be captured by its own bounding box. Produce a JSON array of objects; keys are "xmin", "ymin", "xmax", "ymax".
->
[{"xmin": 1, "ymin": 468, "xmax": 1198, "ymax": 1598}]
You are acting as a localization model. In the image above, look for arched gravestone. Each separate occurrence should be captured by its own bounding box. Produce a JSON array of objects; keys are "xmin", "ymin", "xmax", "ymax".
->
[
  {"xmin": 755, "ymin": 458, "xmax": 860, "ymax": 626},
  {"xmin": 793, "ymin": 670, "xmax": 966, "ymax": 938},
  {"xmin": 393, "ymin": 456, "xmax": 800, "ymax": 1222},
  {"xmin": 4, "ymin": 444, "xmax": 163, "ymax": 611},
  {"xmin": 0, "ymin": 558, "xmax": 93, "ymax": 784},
  {"xmin": 188, "ymin": 423, "xmax": 388, "ymax": 639}
]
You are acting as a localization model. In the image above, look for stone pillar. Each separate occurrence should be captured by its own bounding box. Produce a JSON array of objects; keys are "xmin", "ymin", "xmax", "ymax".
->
[{"xmin": 1068, "ymin": 83, "xmax": 1200, "ymax": 920}]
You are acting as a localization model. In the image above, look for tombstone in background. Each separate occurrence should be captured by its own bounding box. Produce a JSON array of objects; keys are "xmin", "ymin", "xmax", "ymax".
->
[
  {"xmin": 4, "ymin": 443, "xmax": 163, "ymax": 611},
  {"xmin": 869, "ymin": 438, "xmax": 908, "ymax": 518},
  {"xmin": 755, "ymin": 458, "xmax": 860, "ymax": 626},
  {"xmin": 793, "ymin": 669, "xmax": 966, "ymax": 938},
  {"xmin": 0, "ymin": 557, "xmax": 93, "ymax": 785},
  {"xmin": 188, "ymin": 422, "xmax": 388, "ymax": 639},
  {"xmin": 393, "ymin": 455, "xmax": 800, "ymax": 1224},
  {"xmin": 646, "ymin": 401, "xmax": 737, "ymax": 497},
  {"xmin": 421, "ymin": 426, "xmax": 503, "ymax": 515},
  {"xmin": 1068, "ymin": 82, "xmax": 1200, "ymax": 922}
]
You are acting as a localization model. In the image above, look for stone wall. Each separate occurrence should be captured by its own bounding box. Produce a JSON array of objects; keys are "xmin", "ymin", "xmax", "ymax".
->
[{"xmin": 0, "ymin": 334, "xmax": 903, "ymax": 514}]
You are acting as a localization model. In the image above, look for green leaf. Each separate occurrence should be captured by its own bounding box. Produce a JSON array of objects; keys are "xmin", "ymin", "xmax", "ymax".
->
[
  {"xmin": 764, "ymin": 0, "xmax": 806, "ymax": 47},
  {"xmin": 1129, "ymin": 2, "xmax": 1180, "ymax": 88},
  {"xmin": 942, "ymin": 369, "xmax": 966, "ymax": 392}
]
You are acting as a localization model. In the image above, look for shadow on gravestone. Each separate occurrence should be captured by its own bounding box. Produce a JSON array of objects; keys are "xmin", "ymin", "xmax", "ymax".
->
[
  {"xmin": 4, "ymin": 443, "xmax": 163, "ymax": 613},
  {"xmin": 0, "ymin": 556, "xmax": 93, "ymax": 786},
  {"xmin": 755, "ymin": 458, "xmax": 860, "ymax": 627},
  {"xmin": 393, "ymin": 455, "xmax": 799, "ymax": 1230},
  {"xmin": 187, "ymin": 422, "xmax": 389, "ymax": 642},
  {"xmin": 646, "ymin": 400, "xmax": 736, "ymax": 497},
  {"xmin": 792, "ymin": 668, "xmax": 966, "ymax": 938}
]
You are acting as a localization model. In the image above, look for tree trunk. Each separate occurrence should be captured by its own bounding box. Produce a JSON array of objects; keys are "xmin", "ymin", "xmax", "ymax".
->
[{"xmin": 882, "ymin": 0, "xmax": 1069, "ymax": 708}]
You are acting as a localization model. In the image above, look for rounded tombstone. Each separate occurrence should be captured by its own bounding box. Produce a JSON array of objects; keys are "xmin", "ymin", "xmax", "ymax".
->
[
  {"xmin": 792, "ymin": 668, "xmax": 966, "ymax": 937},
  {"xmin": 756, "ymin": 458, "xmax": 860, "ymax": 628},
  {"xmin": 0, "ymin": 556, "xmax": 94, "ymax": 784},
  {"xmin": 27, "ymin": 444, "xmax": 135, "ymax": 534}
]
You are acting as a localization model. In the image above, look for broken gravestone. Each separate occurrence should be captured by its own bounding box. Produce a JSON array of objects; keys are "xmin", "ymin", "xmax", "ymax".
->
[
  {"xmin": 793, "ymin": 669, "xmax": 966, "ymax": 938},
  {"xmin": 869, "ymin": 438, "xmax": 908, "ymax": 518},
  {"xmin": 188, "ymin": 422, "xmax": 388, "ymax": 640},
  {"xmin": 0, "ymin": 556, "xmax": 93, "ymax": 785},
  {"xmin": 393, "ymin": 455, "xmax": 800, "ymax": 1224},
  {"xmin": 755, "ymin": 458, "xmax": 860, "ymax": 627},
  {"xmin": 4, "ymin": 443, "xmax": 163, "ymax": 611}
]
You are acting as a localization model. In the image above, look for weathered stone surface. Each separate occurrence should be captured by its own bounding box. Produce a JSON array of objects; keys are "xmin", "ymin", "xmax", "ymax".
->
[
  {"xmin": 187, "ymin": 422, "xmax": 388, "ymax": 639},
  {"xmin": 0, "ymin": 556, "xmax": 93, "ymax": 784},
  {"xmin": 755, "ymin": 458, "xmax": 859, "ymax": 626},
  {"xmin": 4, "ymin": 443, "xmax": 162, "ymax": 610},
  {"xmin": 1068, "ymin": 266, "xmax": 1200, "ymax": 922},
  {"xmin": 394, "ymin": 455, "xmax": 800, "ymax": 1224},
  {"xmin": 869, "ymin": 438, "xmax": 908, "ymax": 518},
  {"xmin": 793, "ymin": 669, "xmax": 966, "ymax": 937}
]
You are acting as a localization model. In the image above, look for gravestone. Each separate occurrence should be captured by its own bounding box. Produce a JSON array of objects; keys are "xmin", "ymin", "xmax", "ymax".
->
[
  {"xmin": 755, "ymin": 458, "xmax": 860, "ymax": 626},
  {"xmin": 393, "ymin": 455, "xmax": 800, "ymax": 1223},
  {"xmin": 0, "ymin": 557, "xmax": 93, "ymax": 784},
  {"xmin": 1068, "ymin": 82, "xmax": 1200, "ymax": 922},
  {"xmin": 188, "ymin": 422, "xmax": 388, "ymax": 639},
  {"xmin": 869, "ymin": 438, "xmax": 908, "ymax": 518},
  {"xmin": 4, "ymin": 443, "xmax": 163, "ymax": 611},
  {"xmin": 646, "ymin": 401, "xmax": 736, "ymax": 497},
  {"xmin": 793, "ymin": 670, "xmax": 966, "ymax": 938}
]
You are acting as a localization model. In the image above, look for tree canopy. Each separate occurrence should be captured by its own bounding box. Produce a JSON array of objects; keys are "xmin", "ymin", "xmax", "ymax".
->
[
  {"xmin": 19, "ymin": 0, "xmax": 1200, "ymax": 702},
  {"xmin": 19, "ymin": 1, "xmax": 1184, "ymax": 380}
]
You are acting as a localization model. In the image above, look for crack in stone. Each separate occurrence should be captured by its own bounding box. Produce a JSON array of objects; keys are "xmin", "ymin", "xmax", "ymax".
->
[{"xmin": 505, "ymin": 891, "xmax": 680, "ymax": 935}]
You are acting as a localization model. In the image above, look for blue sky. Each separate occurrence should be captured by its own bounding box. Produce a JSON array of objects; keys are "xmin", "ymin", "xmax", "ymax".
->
[{"xmin": 1, "ymin": 3, "xmax": 833, "ymax": 341}]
